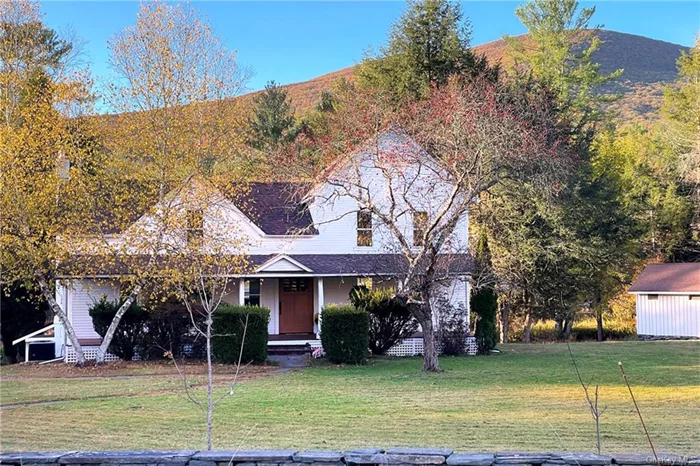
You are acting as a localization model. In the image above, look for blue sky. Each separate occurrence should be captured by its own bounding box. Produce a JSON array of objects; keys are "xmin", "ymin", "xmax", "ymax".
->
[{"xmin": 41, "ymin": 1, "xmax": 699, "ymax": 95}]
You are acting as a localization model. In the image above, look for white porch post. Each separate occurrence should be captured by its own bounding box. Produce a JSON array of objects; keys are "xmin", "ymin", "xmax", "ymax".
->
[
  {"xmin": 238, "ymin": 279, "xmax": 245, "ymax": 306},
  {"xmin": 316, "ymin": 277, "xmax": 324, "ymax": 338}
]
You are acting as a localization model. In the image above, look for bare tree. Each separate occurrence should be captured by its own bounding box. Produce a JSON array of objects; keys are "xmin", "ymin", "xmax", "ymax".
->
[
  {"xmin": 567, "ymin": 343, "xmax": 605, "ymax": 454},
  {"xmin": 290, "ymin": 76, "xmax": 575, "ymax": 371}
]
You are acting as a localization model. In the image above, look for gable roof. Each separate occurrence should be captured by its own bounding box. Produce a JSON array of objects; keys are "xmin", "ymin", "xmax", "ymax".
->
[
  {"xmin": 629, "ymin": 263, "xmax": 700, "ymax": 293},
  {"xmin": 233, "ymin": 182, "xmax": 317, "ymax": 236}
]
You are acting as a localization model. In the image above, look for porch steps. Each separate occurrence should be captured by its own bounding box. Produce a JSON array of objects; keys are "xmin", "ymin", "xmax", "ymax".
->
[{"xmin": 267, "ymin": 344, "xmax": 313, "ymax": 356}]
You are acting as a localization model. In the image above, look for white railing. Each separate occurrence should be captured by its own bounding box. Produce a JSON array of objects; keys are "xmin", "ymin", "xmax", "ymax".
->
[{"xmin": 12, "ymin": 324, "xmax": 56, "ymax": 363}]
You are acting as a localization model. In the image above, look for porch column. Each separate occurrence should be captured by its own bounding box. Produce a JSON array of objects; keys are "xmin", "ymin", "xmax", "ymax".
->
[
  {"xmin": 238, "ymin": 279, "xmax": 245, "ymax": 306},
  {"xmin": 316, "ymin": 277, "xmax": 324, "ymax": 338}
]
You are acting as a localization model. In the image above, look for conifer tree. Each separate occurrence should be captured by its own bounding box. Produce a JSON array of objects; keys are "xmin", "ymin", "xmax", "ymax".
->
[
  {"xmin": 247, "ymin": 80, "xmax": 299, "ymax": 150},
  {"xmin": 470, "ymin": 231, "xmax": 499, "ymax": 354},
  {"xmin": 356, "ymin": 0, "xmax": 493, "ymax": 102}
]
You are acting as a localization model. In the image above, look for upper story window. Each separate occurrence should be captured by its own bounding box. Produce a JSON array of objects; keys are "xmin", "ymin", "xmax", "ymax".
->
[
  {"xmin": 413, "ymin": 211, "xmax": 428, "ymax": 246},
  {"xmin": 186, "ymin": 209, "xmax": 204, "ymax": 246},
  {"xmin": 357, "ymin": 209, "xmax": 373, "ymax": 247}
]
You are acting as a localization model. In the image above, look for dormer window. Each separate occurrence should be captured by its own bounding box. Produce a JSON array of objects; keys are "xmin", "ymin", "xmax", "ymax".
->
[
  {"xmin": 357, "ymin": 209, "xmax": 372, "ymax": 247},
  {"xmin": 413, "ymin": 211, "xmax": 428, "ymax": 246},
  {"xmin": 186, "ymin": 209, "xmax": 204, "ymax": 246}
]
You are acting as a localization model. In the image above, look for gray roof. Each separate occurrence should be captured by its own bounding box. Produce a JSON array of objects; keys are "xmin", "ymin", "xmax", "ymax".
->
[
  {"xmin": 247, "ymin": 254, "xmax": 472, "ymax": 276},
  {"xmin": 232, "ymin": 182, "xmax": 317, "ymax": 236},
  {"xmin": 629, "ymin": 263, "xmax": 700, "ymax": 293},
  {"xmin": 61, "ymin": 254, "xmax": 472, "ymax": 277}
]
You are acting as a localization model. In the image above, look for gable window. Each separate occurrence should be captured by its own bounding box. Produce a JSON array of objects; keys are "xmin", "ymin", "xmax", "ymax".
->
[
  {"xmin": 413, "ymin": 211, "xmax": 428, "ymax": 246},
  {"xmin": 186, "ymin": 209, "xmax": 204, "ymax": 246},
  {"xmin": 244, "ymin": 279, "xmax": 261, "ymax": 306},
  {"xmin": 357, "ymin": 209, "xmax": 373, "ymax": 247}
]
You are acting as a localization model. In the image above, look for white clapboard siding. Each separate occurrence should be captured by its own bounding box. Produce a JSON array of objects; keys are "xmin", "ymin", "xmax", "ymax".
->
[
  {"xmin": 636, "ymin": 294, "xmax": 700, "ymax": 337},
  {"xmin": 67, "ymin": 280, "xmax": 120, "ymax": 341},
  {"xmin": 260, "ymin": 278, "xmax": 279, "ymax": 335},
  {"xmin": 323, "ymin": 277, "xmax": 356, "ymax": 306}
]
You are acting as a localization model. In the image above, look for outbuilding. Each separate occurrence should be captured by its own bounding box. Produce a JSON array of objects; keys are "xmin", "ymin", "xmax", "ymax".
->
[{"xmin": 629, "ymin": 263, "xmax": 700, "ymax": 339}]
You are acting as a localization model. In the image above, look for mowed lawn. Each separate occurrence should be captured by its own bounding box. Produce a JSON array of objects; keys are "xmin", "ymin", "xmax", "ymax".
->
[{"xmin": 1, "ymin": 342, "xmax": 698, "ymax": 454}]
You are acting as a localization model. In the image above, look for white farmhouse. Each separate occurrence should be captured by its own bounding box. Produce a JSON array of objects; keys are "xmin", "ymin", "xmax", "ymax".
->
[
  {"xmin": 629, "ymin": 263, "xmax": 700, "ymax": 339},
  {"xmin": 31, "ymin": 130, "xmax": 473, "ymax": 362}
]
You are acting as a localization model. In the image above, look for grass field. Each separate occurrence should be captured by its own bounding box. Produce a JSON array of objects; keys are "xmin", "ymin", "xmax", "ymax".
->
[{"xmin": 1, "ymin": 342, "xmax": 698, "ymax": 454}]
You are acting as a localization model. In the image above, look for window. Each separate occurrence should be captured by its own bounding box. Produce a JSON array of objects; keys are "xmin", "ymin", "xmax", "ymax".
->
[
  {"xmin": 647, "ymin": 294, "xmax": 659, "ymax": 300},
  {"xmin": 689, "ymin": 295, "xmax": 700, "ymax": 301},
  {"xmin": 413, "ymin": 211, "xmax": 428, "ymax": 246},
  {"xmin": 186, "ymin": 209, "xmax": 204, "ymax": 246},
  {"xmin": 281, "ymin": 278, "xmax": 309, "ymax": 292},
  {"xmin": 244, "ymin": 279, "xmax": 261, "ymax": 306},
  {"xmin": 357, "ymin": 209, "xmax": 372, "ymax": 247}
]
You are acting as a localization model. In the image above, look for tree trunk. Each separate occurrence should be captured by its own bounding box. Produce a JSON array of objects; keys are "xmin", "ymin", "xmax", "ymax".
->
[
  {"xmin": 35, "ymin": 273, "xmax": 85, "ymax": 365},
  {"xmin": 205, "ymin": 313, "xmax": 214, "ymax": 450},
  {"xmin": 596, "ymin": 312, "xmax": 604, "ymax": 342},
  {"xmin": 96, "ymin": 284, "xmax": 142, "ymax": 364},
  {"xmin": 420, "ymin": 316, "xmax": 440, "ymax": 372},
  {"xmin": 564, "ymin": 319, "xmax": 573, "ymax": 340},
  {"xmin": 499, "ymin": 299, "xmax": 510, "ymax": 343},
  {"xmin": 523, "ymin": 312, "xmax": 533, "ymax": 344}
]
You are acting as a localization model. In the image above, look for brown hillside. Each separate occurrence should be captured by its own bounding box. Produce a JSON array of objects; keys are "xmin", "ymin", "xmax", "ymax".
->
[{"xmin": 263, "ymin": 30, "xmax": 687, "ymax": 122}]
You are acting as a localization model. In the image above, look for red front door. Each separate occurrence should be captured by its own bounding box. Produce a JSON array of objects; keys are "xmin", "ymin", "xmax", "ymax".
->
[{"xmin": 279, "ymin": 278, "xmax": 314, "ymax": 334}]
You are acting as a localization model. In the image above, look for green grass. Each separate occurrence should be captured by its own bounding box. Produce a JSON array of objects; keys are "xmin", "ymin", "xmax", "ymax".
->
[{"xmin": 1, "ymin": 342, "xmax": 699, "ymax": 454}]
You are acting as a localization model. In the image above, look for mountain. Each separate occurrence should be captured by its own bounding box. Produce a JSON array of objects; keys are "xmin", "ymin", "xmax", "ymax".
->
[{"xmin": 266, "ymin": 30, "xmax": 688, "ymax": 124}]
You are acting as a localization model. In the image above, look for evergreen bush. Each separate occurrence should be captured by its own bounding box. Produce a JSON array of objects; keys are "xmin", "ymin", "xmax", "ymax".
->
[
  {"xmin": 212, "ymin": 305, "xmax": 269, "ymax": 364},
  {"xmin": 89, "ymin": 297, "xmax": 148, "ymax": 360},
  {"xmin": 320, "ymin": 304, "xmax": 369, "ymax": 364},
  {"xmin": 349, "ymin": 285, "xmax": 417, "ymax": 355}
]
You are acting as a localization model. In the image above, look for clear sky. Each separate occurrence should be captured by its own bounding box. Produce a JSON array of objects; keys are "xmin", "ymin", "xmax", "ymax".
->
[{"xmin": 41, "ymin": 1, "xmax": 700, "ymax": 96}]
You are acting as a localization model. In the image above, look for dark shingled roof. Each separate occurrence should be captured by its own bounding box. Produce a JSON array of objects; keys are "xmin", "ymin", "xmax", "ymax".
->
[
  {"xmin": 233, "ymin": 182, "xmax": 317, "ymax": 236},
  {"xmin": 246, "ymin": 253, "xmax": 472, "ymax": 276},
  {"xmin": 60, "ymin": 254, "xmax": 473, "ymax": 277},
  {"xmin": 629, "ymin": 263, "xmax": 700, "ymax": 293}
]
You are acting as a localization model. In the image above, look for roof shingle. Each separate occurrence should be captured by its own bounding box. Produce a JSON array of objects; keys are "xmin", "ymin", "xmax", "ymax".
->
[{"xmin": 629, "ymin": 263, "xmax": 700, "ymax": 293}]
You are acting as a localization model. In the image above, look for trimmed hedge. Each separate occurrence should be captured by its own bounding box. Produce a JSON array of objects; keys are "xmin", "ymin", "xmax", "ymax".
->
[
  {"xmin": 213, "ymin": 305, "xmax": 269, "ymax": 364},
  {"xmin": 320, "ymin": 304, "xmax": 370, "ymax": 364},
  {"xmin": 89, "ymin": 298, "xmax": 148, "ymax": 361}
]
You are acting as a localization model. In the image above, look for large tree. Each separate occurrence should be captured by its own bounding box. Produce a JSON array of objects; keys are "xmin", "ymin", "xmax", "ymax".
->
[
  {"xmin": 0, "ymin": 0, "xmax": 96, "ymax": 364},
  {"xmin": 86, "ymin": 0, "xmax": 251, "ymax": 363},
  {"xmin": 661, "ymin": 37, "xmax": 700, "ymax": 256},
  {"xmin": 247, "ymin": 80, "xmax": 299, "ymax": 150},
  {"xmin": 293, "ymin": 77, "xmax": 575, "ymax": 371},
  {"xmin": 505, "ymin": 0, "xmax": 622, "ymax": 128},
  {"xmin": 356, "ymin": 0, "xmax": 493, "ymax": 102}
]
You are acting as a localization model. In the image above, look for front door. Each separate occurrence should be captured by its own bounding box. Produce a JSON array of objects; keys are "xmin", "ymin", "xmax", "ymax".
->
[{"xmin": 279, "ymin": 278, "xmax": 314, "ymax": 334}]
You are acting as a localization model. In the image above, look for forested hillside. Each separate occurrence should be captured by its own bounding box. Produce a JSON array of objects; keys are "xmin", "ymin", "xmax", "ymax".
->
[{"xmin": 255, "ymin": 30, "xmax": 687, "ymax": 124}]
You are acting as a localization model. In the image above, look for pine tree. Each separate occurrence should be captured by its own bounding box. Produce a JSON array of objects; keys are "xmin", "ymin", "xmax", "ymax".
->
[
  {"xmin": 470, "ymin": 230, "xmax": 499, "ymax": 354},
  {"xmin": 356, "ymin": 0, "xmax": 494, "ymax": 102},
  {"xmin": 247, "ymin": 80, "xmax": 299, "ymax": 150},
  {"xmin": 505, "ymin": 0, "xmax": 622, "ymax": 127}
]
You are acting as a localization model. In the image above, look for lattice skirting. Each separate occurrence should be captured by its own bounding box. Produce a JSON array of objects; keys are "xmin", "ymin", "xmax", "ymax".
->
[
  {"xmin": 65, "ymin": 346, "xmax": 119, "ymax": 363},
  {"xmin": 386, "ymin": 336, "xmax": 477, "ymax": 356}
]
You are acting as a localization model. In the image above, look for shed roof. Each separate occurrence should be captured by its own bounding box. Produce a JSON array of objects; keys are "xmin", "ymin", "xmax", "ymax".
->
[{"xmin": 629, "ymin": 263, "xmax": 700, "ymax": 293}]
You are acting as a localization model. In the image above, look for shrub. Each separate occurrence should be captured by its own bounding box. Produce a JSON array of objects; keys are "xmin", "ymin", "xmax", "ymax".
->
[
  {"xmin": 435, "ymin": 296, "xmax": 468, "ymax": 356},
  {"xmin": 1, "ymin": 284, "xmax": 48, "ymax": 364},
  {"xmin": 89, "ymin": 297, "xmax": 148, "ymax": 361},
  {"xmin": 321, "ymin": 304, "xmax": 370, "ymax": 364},
  {"xmin": 349, "ymin": 285, "xmax": 417, "ymax": 355},
  {"xmin": 139, "ymin": 301, "xmax": 204, "ymax": 360},
  {"xmin": 213, "ymin": 305, "xmax": 269, "ymax": 364},
  {"xmin": 471, "ymin": 285, "xmax": 498, "ymax": 354}
]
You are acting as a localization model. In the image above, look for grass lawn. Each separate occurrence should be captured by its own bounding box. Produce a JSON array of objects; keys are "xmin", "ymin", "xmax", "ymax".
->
[{"xmin": 1, "ymin": 341, "xmax": 698, "ymax": 454}]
